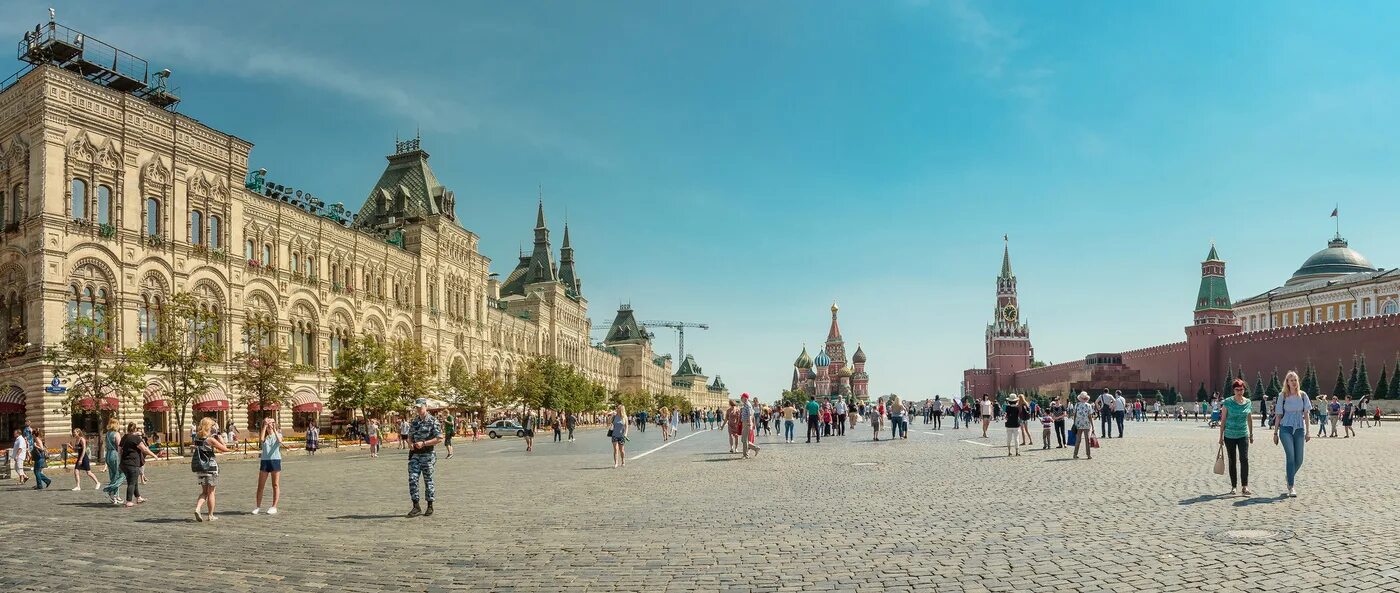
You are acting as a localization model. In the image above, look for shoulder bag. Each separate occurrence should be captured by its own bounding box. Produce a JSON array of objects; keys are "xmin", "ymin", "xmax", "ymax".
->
[{"xmin": 1212, "ymin": 443, "xmax": 1225, "ymax": 475}]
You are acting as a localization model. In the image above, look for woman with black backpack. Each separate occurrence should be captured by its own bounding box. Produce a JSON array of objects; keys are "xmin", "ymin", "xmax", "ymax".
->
[{"xmin": 192, "ymin": 417, "xmax": 232, "ymax": 521}]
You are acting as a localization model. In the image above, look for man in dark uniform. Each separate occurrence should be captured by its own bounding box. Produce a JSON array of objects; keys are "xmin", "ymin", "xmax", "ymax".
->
[{"xmin": 406, "ymin": 399, "xmax": 442, "ymax": 517}]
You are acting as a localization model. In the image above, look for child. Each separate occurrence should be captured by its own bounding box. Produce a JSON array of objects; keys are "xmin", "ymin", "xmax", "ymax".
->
[{"xmin": 1040, "ymin": 412, "xmax": 1053, "ymax": 450}]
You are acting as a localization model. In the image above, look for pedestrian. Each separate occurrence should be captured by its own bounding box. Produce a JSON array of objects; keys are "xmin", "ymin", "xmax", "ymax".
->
[
  {"xmin": 566, "ymin": 412, "xmax": 577, "ymax": 442},
  {"xmin": 1314, "ymin": 395, "xmax": 1329, "ymax": 437},
  {"xmin": 1097, "ymin": 390, "xmax": 1114, "ymax": 437},
  {"xmin": 1072, "ymin": 391, "xmax": 1095, "ymax": 460},
  {"xmin": 835, "ymin": 398, "xmax": 848, "ymax": 436},
  {"xmin": 1113, "ymin": 390, "xmax": 1127, "ymax": 437},
  {"xmin": 10, "ymin": 428, "xmax": 28, "ymax": 485},
  {"xmin": 805, "ymin": 395, "xmax": 821, "ymax": 444},
  {"xmin": 727, "ymin": 401, "xmax": 742, "ymax": 451},
  {"xmin": 305, "ymin": 423, "xmax": 319, "ymax": 456},
  {"xmin": 252, "ymin": 418, "xmax": 283, "ymax": 515},
  {"xmin": 443, "ymin": 412, "xmax": 456, "ymax": 458},
  {"xmin": 69, "ymin": 428, "xmax": 100, "ymax": 490},
  {"xmin": 1327, "ymin": 397, "xmax": 1341, "ymax": 437},
  {"xmin": 610, "ymin": 405, "xmax": 628, "ymax": 468},
  {"xmin": 30, "ymin": 430, "xmax": 51, "ymax": 490},
  {"xmin": 368, "ymin": 418, "xmax": 381, "ymax": 458},
  {"xmin": 191, "ymin": 417, "xmax": 231, "ymax": 521},
  {"xmin": 118, "ymin": 423, "xmax": 154, "ymax": 507},
  {"xmin": 739, "ymin": 393, "xmax": 761, "ymax": 458},
  {"xmin": 1017, "ymin": 395, "xmax": 1033, "ymax": 446},
  {"xmin": 979, "ymin": 395, "xmax": 993, "ymax": 438},
  {"xmin": 670, "ymin": 407, "xmax": 680, "ymax": 437},
  {"xmin": 406, "ymin": 399, "xmax": 443, "ymax": 517},
  {"xmin": 1153, "ymin": 400, "xmax": 1162, "ymax": 421},
  {"xmin": 1004, "ymin": 395, "xmax": 1022, "ymax": 457},
  {"xmin": 932, "ymin": 396, "xmax": 943, "ymax": 430},
  {"xmin": 1050, "ymin": 396, "xmax": 1067, "ymax": 448},
  {"xmin": 871, "ymin": 398, "xmax": 884, "ymax": 440},
  {"xmin": 1373, "ymin": 403, "xmax": 1382, "ymax": 426},
  {"xmin": 782, "ymin": 401, "xmax": 797, "ymax": 443},
  {"xmin": 225, "ymin": 423, "xmax": 239, "ymax": 448},
  {"xmin": 551, "ymin": 414, "xmax": 562, "ymax": 443},
  {"xmin": 950, "ymin": 400, "xmax": 960, "ymax": 429},
  {"xmin": 1272, "ymin": 371, "xmax": 1312, "ymax": 498},
  {"xmin": 1340, "ymin": 396, "xmax": 1356, "ymax": 438},
  {"xmin": 1039, "ymin": 409, "xmax": 1052, "ymax": 450},
  {"xmin": 892, "ymin": 395, "xmax": 909, "ymax": 439},
  {"xmin": 398, "ymin": 417, "xmax": 411, "ymax": 450},
  {"xmin": 522, "ymin": 412, "xmax": 536, "ymax": 452},
  {"xmin": 1218, "ymin": 379, "xmax": 1254, "ymax": 496},
  {"xmin": 100, "ymin": 419, "xmax": 123, "ymax": 504}
]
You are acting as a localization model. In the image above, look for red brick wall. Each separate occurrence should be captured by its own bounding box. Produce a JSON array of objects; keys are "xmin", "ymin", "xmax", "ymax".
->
[
  {"xmin": 1121, "ymin": 341, "xmax": 1190, "ymax": 395},
  {"xmin": 1012, "ymin": 360, "xmax": 1079, "ymax": 390},
  {"xmin": 964, "ymin": 369, "xmax": 995, "ymax": 399},
  {"xmin": 1219, "ymin": 314, "xmax": 1400, "ymax": 395}
]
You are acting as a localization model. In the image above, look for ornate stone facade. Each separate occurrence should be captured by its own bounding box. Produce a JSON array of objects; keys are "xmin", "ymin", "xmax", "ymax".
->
[{"xmin": 0, "ymin": 61, "xmax": 723, "ymax": 440}]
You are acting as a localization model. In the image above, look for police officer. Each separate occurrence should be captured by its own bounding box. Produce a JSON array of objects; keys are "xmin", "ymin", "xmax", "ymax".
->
[{"xmin": 406, "ymin": 399, "xmax": 442, "ymax": 517}]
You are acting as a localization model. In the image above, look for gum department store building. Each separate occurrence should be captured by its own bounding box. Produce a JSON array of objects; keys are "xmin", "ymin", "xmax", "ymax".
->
[{"xmin": 0, "ymin": 20, "xmax": 727, "ymax": 442}]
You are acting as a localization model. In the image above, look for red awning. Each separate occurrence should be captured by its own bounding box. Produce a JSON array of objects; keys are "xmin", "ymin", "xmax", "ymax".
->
[
  {"xmin": 248, "ymin": 401, "xmax": 281, "ymax": 412},
  {"xmin": 144, "ymin": 400, "xmax": 171, "ymax": 412},
  {"xmin": 193, "ymin": 399, "xmax": 229, "ymax": 412},
  {"xmin": 292, "ymin": 401, "xmax": 323, "ymax": 413},
  {"xmin": 76, "ymin": 396, "xmax": 120, "ymax": 411},
  {"xmin": 0, "ymin": 402, "xmax": 22, "ymax": 414}
]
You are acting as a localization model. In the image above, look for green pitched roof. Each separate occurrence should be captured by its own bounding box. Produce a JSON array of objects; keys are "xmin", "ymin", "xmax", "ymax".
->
[
  {"xmin": 675, "ymin": 354, "xmax": 704, "ymax": 377},
  {"xmin": 1000, "ymin": 243, "xmax": 1013, "ymax": 279},
  {"xmin": 355, "ymin": 146, "xmax": 456, "ymax": 230},
  {"xmin": 603, "ymin": 306, "xmax": 649, "ymax": 344},
  {"xmin": 1205, "ymin": 243, "xmax": 1221, "ymax": 262}
]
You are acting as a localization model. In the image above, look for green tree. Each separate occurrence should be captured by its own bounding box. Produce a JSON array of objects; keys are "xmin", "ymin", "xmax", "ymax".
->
[
  {"xmin": 231, "ymin": 315, "xmax": 295, "ymax": 426},
  {"xmin": 380, "ymin": 338, "xmax": 432, "ymax": 416},
  {"xmin": 1391, "ymin": 357, "xmax": 1400, "ymax": 399},
  {"xmin": 1253, "ymin": 373, "xmax": 1266, "ymax": 400},
  {"xmin": 611, "ymin": 388, "xmax": 654, "ymax": 416},
  {"xmin": 1356, "ymin": 353, "xmax": 1373, "ymax": 399},
  {"xmin": 1332, "ymin": 361, "xmax": 1348, "ymax": 397},
  {"xmin": 328, "ymin": 335, "xmax": 390, "ymax": 422},
  {"xmin": 45, "ymin": 313, "xmax": 147, "ymax": 422},
  {"xmin": 779, "ymin": 389, "xmax": 807, "ymax": 407},
  {"xmin": 1221, "ymin": 361, "xmax": 1235, "ymax": 402},
  {"xmin": 1348, "ymin": 356, "xmax": 1359, "ymax": 396},
  {"xmin": 445, "ymin": 362, "xmax": 508, "ymax": 427},
  {"xmin": 1374, "ymin": 367, "xmax": 1389, "ymax": 402},
  {"xmin": 1166, "ymin": 386, "xmax": 1179, "ymax": 405},
  {"xmin": 1196, "ymin": 382, "xmax": 1208, "ymax": 402},
  {"xmin": 1267, "ymin": 368, "xmax": 1281, "ymax": 398},
  {"xmin": 138, "ymin": 292, "xmax": 223, "ymax": 452}
]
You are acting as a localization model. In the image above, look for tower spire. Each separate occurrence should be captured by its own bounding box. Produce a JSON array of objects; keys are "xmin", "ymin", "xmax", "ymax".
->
[{"xmin": 1000, "ymin": 234, "xmax": 1013, "ymax": 279}]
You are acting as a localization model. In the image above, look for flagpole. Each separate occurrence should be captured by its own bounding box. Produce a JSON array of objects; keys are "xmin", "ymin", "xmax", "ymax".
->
[{"xmin": 1335, "ymin": 204, "xmax": 1340, "ymax": 238}]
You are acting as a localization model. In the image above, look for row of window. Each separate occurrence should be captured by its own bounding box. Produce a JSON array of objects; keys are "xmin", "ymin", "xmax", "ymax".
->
[
  {"xmin": 74, "ymin": 179, "xmax": 225, "ymax": 247},
  {"xmin": 1243, "ymin": 298, "xmax": 1400, "ymax": 331}
]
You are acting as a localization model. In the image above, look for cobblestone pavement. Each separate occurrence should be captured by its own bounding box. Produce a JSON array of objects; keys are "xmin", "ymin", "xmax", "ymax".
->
[{"xmin": 3, "ymin": 419, "xmax": 1399, "ymax": 592}]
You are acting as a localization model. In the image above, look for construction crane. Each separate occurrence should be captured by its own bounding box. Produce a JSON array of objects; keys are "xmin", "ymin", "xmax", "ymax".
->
[
  {"xmin": 589, "ymin": 319, "xmax": 709, "ymax": 361},
  {"xmin": 640, "ymin": 320, "xmax": 708, "ymax": 362}
]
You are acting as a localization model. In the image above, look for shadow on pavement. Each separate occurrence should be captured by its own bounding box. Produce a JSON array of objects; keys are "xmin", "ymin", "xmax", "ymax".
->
[
  {"xmin": 134, "ymin": 517, "xmax": 194, "ymax": 524},
  {"xmin": 695, "ymin": 457, "xmax": 741, "ymax": 462},
  {"xmin": 59, "ymin": 501, "xmax": 117, "ymax": 508},
  {"xmin": 1178, "ymin": 493, "xmax": 1230, "ymax": 505},
  {"xmin": 328, "ymin": 514, "xmax": 402, "ymax": 520}
]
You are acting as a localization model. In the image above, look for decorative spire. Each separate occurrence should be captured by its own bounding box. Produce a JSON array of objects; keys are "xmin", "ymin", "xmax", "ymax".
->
[
  {"xmin": 558, "ymin": 223, "xmax": 580, "ymax": 296},
  {"xmin": 1000, "ymin": 234, "xmax": 1013, "ymax": 279},
  {"xmin": 826, "ymin": 301, "xmax": 843, "ymax": 343},
  {"xmin": 1205, "ymin": 241, "xmax": 1221, "ymax": 262},
  {"xmin": 1195, "ymin": 242, "xmax": 1233, "ymax": 316}
]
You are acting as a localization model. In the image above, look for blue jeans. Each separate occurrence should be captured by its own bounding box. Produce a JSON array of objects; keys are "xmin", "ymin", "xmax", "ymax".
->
[
  {"xmin": 1279, "ymin": 426, "xmax": 1306, "ymax": 488},
  {"xmin": 784, "ymin": 420, "xmax": 794, "ymax": 441}
]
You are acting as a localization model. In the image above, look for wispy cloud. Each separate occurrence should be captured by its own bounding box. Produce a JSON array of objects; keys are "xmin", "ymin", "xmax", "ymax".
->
[{"xmin": 924, "ymin": 0, "xmax": 1053, "ymax": 100}]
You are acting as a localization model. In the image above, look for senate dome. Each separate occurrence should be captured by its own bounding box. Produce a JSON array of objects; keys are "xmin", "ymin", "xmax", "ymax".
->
[{"xmin": 1287, "ymin": 237, "xmax": 1376, "ymax": 286}]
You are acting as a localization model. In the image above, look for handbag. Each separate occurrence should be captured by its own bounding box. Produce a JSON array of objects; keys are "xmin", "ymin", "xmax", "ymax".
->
[
  {"xmin": 1212, "ymin": 444, "xmax": 1226, "ymax": 475},
  {"xmin": 1089, "ymin": 435, "xmax": 1100, "ymax": 448},
  {"xmin": 606, "ymin": 429, "xmax": 614, "ymax": 438},
  {"xmin": 1066, "ymin": 429, "xmax": 1077, "ymax": 446}
]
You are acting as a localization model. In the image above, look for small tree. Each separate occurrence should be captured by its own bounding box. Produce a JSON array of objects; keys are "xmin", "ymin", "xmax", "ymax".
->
[
  {"xmin": 45, "ymin": 313, "xmax": 147, "ymax": 424},
  {"xmin": 328, "ymin": 335, "xmax": 390, "ymax": 424},
  {"xmin": 1391, "ymin": 356, "xmax": 1400, "ymax": 400},
  {"xmin": 1333, "ymin": 361, "xmax": 1348, "ymax": 397},
  {"xmin": 1348, "ymin": 356, "xmax": 1360, "ymax": 397},
  {"xmin": 1196, "ymin": 382, "xmax": 1208, "ymax": 402},
  {"xmin": 379, "ymin": 338, "xmax": 432, "ymax": 418},
  {"xmin": 1253, "ymin": 373, "xmax": 1265, "ymax": 400},
  {"xmin": 1267, "ymin": 369, "xmax": 1281, "ymax": 398},
  {"xmin": 1356, "ymin": 353, "xmax": 1373, "ymax": 399},
  {"xmin": 446, "ymin": 361, "xmax": 507, "ymax": 428},
  {"xmin": 139, "ymin": 292, "xmax": 222, "ymax": 453},
  {"xmin": 1221, "ymin": 360, "xmax": 1235, "ymax": 401},
  {"xmin": 231, "ymin": 316, "xmax": 295, "ymax": 427},
  {"xmin": 1374, "ymin": 367, "xmax": 1389, "ymax": 402}
]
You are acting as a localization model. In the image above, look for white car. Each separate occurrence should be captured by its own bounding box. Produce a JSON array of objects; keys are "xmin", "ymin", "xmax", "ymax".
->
[{"xmin": 486, "ymin": 420, "xmax": 525, "ymax": 439}]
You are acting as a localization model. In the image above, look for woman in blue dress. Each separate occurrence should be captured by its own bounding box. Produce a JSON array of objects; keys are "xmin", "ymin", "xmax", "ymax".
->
[{"xmin": 100, "ymin": 418, "xmax": 124, "ymax": 505}]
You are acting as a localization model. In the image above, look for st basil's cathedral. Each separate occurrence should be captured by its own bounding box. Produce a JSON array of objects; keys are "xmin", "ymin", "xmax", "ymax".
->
[{"xmin": 791, "ymin": 303, "xmax": 870, "ymax": 401}]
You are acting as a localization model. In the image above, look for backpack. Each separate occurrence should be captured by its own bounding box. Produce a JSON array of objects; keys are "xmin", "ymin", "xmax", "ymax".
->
[{"xmin": 191, "ymin": 437, "xmax": 217, "ymax": 473}]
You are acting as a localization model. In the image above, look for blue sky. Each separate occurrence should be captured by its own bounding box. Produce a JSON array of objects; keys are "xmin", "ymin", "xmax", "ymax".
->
[{"xmin": 8, "ymin": 1, "xmax": 1400, "ymax": 398}]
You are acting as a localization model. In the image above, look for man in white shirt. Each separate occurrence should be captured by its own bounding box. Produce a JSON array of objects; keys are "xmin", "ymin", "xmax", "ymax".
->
[
  {"xmin": 1096, "ymin": 391, "xmax": 1114, "ymax": 437},
  {"xmin": 834, "ymin": 399, "xmax": 848, "ymax": 436},
  {"xmin": 1113, "ymin": 390, "xmax": 1127, "ymax": 438},
  {"xmin": 10, "ymin": 429, "xmax": 28, "ymax": 484}
]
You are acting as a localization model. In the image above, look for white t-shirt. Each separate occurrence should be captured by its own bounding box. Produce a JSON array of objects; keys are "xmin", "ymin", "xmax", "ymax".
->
[
  {"xmin": 1114, "ymin": 396, "xmax": 1126, "ymax": 411},
  {"xmin": 1098, "ymin": 393, "xmax": 1115, "ymax": 408},
  {"xmin": 12, "ymin": 435, "xmax": 27, "ymax": 459},
  {"xmin": 979, "ymin": 400, "xmax": 992, "ymax": 416}
]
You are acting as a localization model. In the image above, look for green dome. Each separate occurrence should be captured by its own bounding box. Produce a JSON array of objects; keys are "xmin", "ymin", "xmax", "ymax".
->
[
  {"xmin": 794, "ymin": 345, "xmax": 812, "ymax": 368},
  {"xmin": 1288, "ymin": 237, "xmax": 1374, "ymax": 285}
]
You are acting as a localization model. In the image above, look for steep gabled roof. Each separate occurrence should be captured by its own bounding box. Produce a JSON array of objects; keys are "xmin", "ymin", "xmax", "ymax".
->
[
  {"xmin": 355, "ymin": 144, "xmax": 456, "ymax": 230},
  {"xmin": 675, "ymin": 354, "xmax": 704, "ymax": 377},
  {"xmin": 603, "ymin": 305, "xmax": 648, "ymax": 344}
]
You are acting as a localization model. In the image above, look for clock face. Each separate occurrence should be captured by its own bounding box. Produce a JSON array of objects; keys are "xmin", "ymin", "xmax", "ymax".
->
[{"xmin": 1001, "ymin": 305, "xmax": 1018, "ymax": 322}]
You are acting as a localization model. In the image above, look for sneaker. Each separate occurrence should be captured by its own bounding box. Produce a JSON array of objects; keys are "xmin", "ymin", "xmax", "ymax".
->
[
  {"xmin": 208, "ymin": 514, "xmax": 219, "ymax": 521},
  {"xmin": 252, "ymin": 508, "xmax": 261, "ymax": 515},
  {"xmin": 1229, "ymin": 488, "xmax": 1237, "ymax": 496},
  {"xmin": 1241, "ymin": 487, "xmax": 1253, "ymax": 496},
  {"xmin": 267, "ymin": 507, "xmax": 278, "ymax": 515},
  {"xmin": 71, "ymin": 486, "xmax": 81, "ymax": 491},
  {"xmin": 1288, "ymin": 488, "xmax": 1297, "ymax": 498}
]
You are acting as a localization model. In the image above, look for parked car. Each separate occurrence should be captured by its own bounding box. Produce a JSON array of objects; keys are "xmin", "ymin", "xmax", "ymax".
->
[{"xmin": 486, "ymin": 420, "xmax": 525, "ymax": 439}]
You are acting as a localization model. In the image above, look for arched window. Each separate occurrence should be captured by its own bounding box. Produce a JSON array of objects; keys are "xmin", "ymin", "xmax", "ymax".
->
[
  {"xmin": 1385, "ymin": 300, "xmax": 1399, "ymax": 315},
  {"xmin": 71, "ymin": 179, "xmax": 87, "ymax": 219},
  {"xmin": 96, "ymin": 186, "xmax": 111, "ymax": 225},
  {"xmin": 79, "ymin": 287, "xmax": 94, "ymax": 322},
  {"xmin": 262, "ymin": 243, "xmax": 273, "ymax": 266},
  {"xmin": 67, "ymin": 287, "xmax": 79, "ymax": 323},
  {"xmin": 145, "ymin": 198, "xmax": 161, "ymax": 235},
  {"xmin": 190, "ymin": 210, "xmax": 203, "ymax": 245},
  {"xmin": 208, "ymin": 216, "xmax": 221, "ymax": 249},
  {"xmin": 305, "ymin": 256, "xmax": 314, "ymax": 277},
  {"xmin": 330, "ymin": 263, "xmax": 339, "ymax": 285},
  {"xmin": 244, "ymin": 239, "xmax": 255, "ymax": 261},
  {"xmin": 290, "ymin": 252, "xmax": 299, "ymax": 273}
]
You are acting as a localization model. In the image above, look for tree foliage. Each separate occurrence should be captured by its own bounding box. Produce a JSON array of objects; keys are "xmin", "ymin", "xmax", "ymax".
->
[
  {"xmin": 328, "ymin": 335, "xmax": 391, "ymax": 421},
  {"xmin": 45, "ymin": 312, "xmax": 146, "ymax": 417},
  {"xmin": 1333, "ymin": 361, "xmax": 1349, "ymax": 397},
  {"xmin": 139, "ymin": 292, "xmax": 223, "ymax": 451},
  {"xmin": 381, "ymin": 338, "xmax": 433, "ymax": 414},
  {"xmin": 231, "ymin": 315, "xmax": 295, "ymax": 419},
  {"xmin": 1355, "ymin": 353, "xmax": 1373, "ymax": 398}
]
